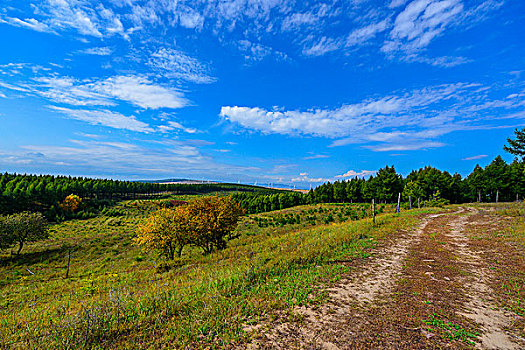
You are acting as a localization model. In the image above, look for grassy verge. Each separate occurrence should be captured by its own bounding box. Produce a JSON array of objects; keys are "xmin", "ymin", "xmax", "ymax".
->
[{"xmin": 1, "ymin": 203, "xmax": 437, "ymax": 349}]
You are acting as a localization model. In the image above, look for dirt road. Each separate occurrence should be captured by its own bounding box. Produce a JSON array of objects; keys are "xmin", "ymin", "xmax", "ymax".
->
[{"xmin": 247, "ymin": 207, "xmax": 525, "ymax": 349}]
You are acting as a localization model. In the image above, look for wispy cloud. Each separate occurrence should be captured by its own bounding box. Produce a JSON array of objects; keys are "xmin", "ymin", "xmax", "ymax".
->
[
  {"xmin": 147, "ymin": 48, "xmax": 215, "ymax": 84},
  {"xmin": 49, "ymin": 106, "xmax": 153, "ymax": 133},
  {"xmin": 78, "ymin": 47, "xmax": 113, "ymax": 56},
  {"xmin": 346, "ymin": 19, "xmax": 390, "ymax": 47},
  {"xmin": 462, "ymin": 154, "xmax": 488, "ymax": 161},
  {"xmin": 0, "ymin": 17, "xmax": 53, "ymax": 33},
  {"xmin": 1, "ymin": 72, "xmax": 190, "ymax": 110},
  {"xmin": 237, "ymin": 40, "xmax": 288, "ymax": 62},
  {"xmin": 382, "ymin": 0, "xmax": 464, "ymax": 54},
  {"xmin": 91, "ymin": 75, "xmax": 189, "ymax": 109},
  {"xmin": 303, "ymin": 154, "xmax": 330, "ymax": 160},
  {"xmin": 158, "ymin": 121, "xmax": 198, "ymax": 134}
]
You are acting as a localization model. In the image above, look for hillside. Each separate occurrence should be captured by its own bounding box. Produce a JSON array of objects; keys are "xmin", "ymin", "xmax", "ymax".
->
[{"xmin": 1, "ymin": 198, "xmax": 523, "ymax": 349}]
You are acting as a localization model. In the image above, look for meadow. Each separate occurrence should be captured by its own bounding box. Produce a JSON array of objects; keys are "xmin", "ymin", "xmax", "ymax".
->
[{"xmin": 0, "ymin": 195, "xmax": 437, "ymax": 349}]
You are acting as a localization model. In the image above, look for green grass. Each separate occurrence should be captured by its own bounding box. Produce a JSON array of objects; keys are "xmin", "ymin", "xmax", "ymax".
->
[
  {"xmin": 423, "ymin": 313, "xmax": 479, "ymax": 345},
  {"xmin": 0, "ymin": 200, "xmax": 438, "ymax": 349}
]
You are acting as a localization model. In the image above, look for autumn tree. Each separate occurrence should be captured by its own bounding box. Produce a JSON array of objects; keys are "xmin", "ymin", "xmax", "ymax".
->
[
  {"xmin": 135, "ymin": 207, "xmax": 192, "ymax": 259},
  {"xmin": 60, "ymin": 194, "xmax": 82, "ymax": 212},
  {"xmin": 135, "ymin": 196, "xmax": 244, "ymax": 259},
  {"xmin": 186, "ymin": 196, "xmax": 245, "ymax": 254}
]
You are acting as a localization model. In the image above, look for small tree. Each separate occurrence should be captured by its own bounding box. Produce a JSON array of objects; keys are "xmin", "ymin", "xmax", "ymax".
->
[
  {"xmin": 60, "ymin": 194, "xmax": 82, "ymax": 212},
  {"xmin": 135, "ymin": 207, "xmax": 191, "ymax": 259},
  {"xmin": 1, "ymin": 212, "xmax": 49, "ymax": 255},
  {"xmin": 186, "ymin": 196, "xmax": 245, "ymax": 254},
  {"xmin": 135, "ymin": 196, "xmax": 244, "ymax": 259},
  {"xmin": 504, "ymin": 127, "xmax": 525, "ymax": 160}
]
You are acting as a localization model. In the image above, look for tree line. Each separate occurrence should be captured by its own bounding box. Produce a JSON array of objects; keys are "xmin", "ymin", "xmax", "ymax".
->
[
  {"xmin": 0, "ymin": 173, "xmax": 276, "ymax": 219},
  {"xmin": 233, "ymin": 155, "xmax": 524, "ymax": 214}
]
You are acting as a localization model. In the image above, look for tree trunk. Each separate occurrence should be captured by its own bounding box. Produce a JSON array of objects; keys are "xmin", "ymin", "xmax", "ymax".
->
[
  {"xmin": 396, "ymin": 193, "xmax": 401, "ymax": 214},
  {"xmin": 176, "ymin": 245, "xmax": 183, "ymax": 258},
  {"xmin": 16, "ymin": 240, "xmax": 24, "ymax": 255},
  {"xmin": 496, "ymin": 189, "xmax": 499, "ymax": 203},
  {"xmin": 418, "ymin": 198, "xmax": 421, "ymax": 209},
  {"xmin": 409, "ymin": 195, "xmax": 412, "ymax": 209},
  {"xmin": 478, "ymin": 190, "xmax": 481, "ymax": 203}
]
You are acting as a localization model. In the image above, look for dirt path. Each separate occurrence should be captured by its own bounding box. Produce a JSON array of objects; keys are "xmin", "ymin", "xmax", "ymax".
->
[{"xmin": 246, "ymin": 208, "xmax": 525, "ymax": 350}]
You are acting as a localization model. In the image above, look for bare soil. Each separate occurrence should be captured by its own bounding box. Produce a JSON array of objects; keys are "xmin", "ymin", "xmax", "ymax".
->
[{"xmin": 245, "ymin": 207, "xmax": 525, "ymax": 350}]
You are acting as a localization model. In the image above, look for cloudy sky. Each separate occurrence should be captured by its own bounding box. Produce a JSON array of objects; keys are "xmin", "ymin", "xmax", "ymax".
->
[{"xmin": 0, "ymin": 0, "xmax": 523, "ymax": 187}]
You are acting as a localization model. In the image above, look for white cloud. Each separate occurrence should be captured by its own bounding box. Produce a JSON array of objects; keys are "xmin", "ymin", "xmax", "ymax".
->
[
  {"xmin": 335, "ymin": 170, "xmax": 376, "ymax": 178},
  {"xmin": 158, "ymin": 121, "xmax": 198, "ymax": 134},
  {"xmin": 0, "ymin": 17, "xmax": 53, "ymax": 33},
  {"xmin": 91, "ymin": 75, "xmax": 189, "ymax": 109},
  {"xmin": 281, "ymin": 12, "xmax": 319, "ymax": 31},
  {"xmin": 403, "ymin": 54, "xmax": 470, "ymax": 67},
  {"xmin": 346, "ymin": 19, "xmax": 390, "ymax": 47},
  {"xmin": 0, "ymin": 0, "xmax": 132, "ymax": 39},
  {"xmin": 79, "ymin": 47, "xmax": 113, "ymax": 56},
  {"xmin": 147, "ymin": 48, "xmax": 215, "ymax": 84},
  {"xmin": 462, "ymin": 154, "xmax": 488, "ymax": 161},
  {"xmin": 303, "ymin": 154, "xmax": 330, "ymax": 160},
  {"xmin": 49, "ymin": 106, "xmax": 153, "ymax": 133},
  {"xmin": 220, "ymin": 83, "xmax": 470, "ymax": 138},
  {"xmin": 237, "ymin": 40, "xmax": 288, "ymax": 62},
  {"xmin": 303, "ymin": 36, "xmax": 343, "ymax": 56},
  {"xmin": 34, "ymin": 76, "xmax": 115, "ymax": 106},
  {"xmin": 383, "ymin": 0, "xmax": 464, "ymax": 54},
  {"xmin": 291, "ymin": 174, "xmax": 330, "ymax": 183},
  {"xmin": 366, "ymin": 141, "xmax": 445, "ymax": 151},
  {"xmin": 1, "ymin": 73, "xmax": 190, "ymax": 110},
  {"xmin": 221, "ymin": 82, "xmax": 525, "ymax": 151}
]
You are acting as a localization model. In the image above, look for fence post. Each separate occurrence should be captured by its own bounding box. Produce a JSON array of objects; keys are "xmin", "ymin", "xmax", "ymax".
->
[
  {"xmin": 372, "ymin": 199, "xmax": 375, "ymax": 224},
  {"xmin": 65, "ymin": 248, "xmax": 71, "ymax": 279}
]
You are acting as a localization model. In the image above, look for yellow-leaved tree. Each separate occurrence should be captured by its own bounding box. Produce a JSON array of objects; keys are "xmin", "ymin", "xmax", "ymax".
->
[
  {"xmin": 135, "ymin": 196, "xmax": 244, "ymax": 259},
  {"xmin": 135, "ymin": 207, "xmax": 191, "ymax": 259},
  {"xmin": 60, "ymin": 194, "xmax": 82, "ymax": 212},
  {"xmin": 186, "ymin": 196, "xmax": 245, "ymax": 254}
]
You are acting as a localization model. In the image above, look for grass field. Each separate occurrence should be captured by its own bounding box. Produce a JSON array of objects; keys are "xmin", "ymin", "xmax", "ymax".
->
[{"xmin": 0, "ymin": 197, "xmax": 439, "ymax": 349}]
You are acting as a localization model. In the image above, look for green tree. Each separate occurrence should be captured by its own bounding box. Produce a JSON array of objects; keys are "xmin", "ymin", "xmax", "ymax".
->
[
  {"xmin": 504, "ymin": 127, "xmax": 525, "ymax": 160},
  {"xmin": 1, "ymin": 212, "xmax": 49, "ymax": 255}
]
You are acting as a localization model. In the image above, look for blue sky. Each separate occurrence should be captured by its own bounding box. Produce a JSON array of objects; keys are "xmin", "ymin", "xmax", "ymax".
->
[{"xmin": 0, "ymin": 0, "xmax": 523, "ymax": 187}]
